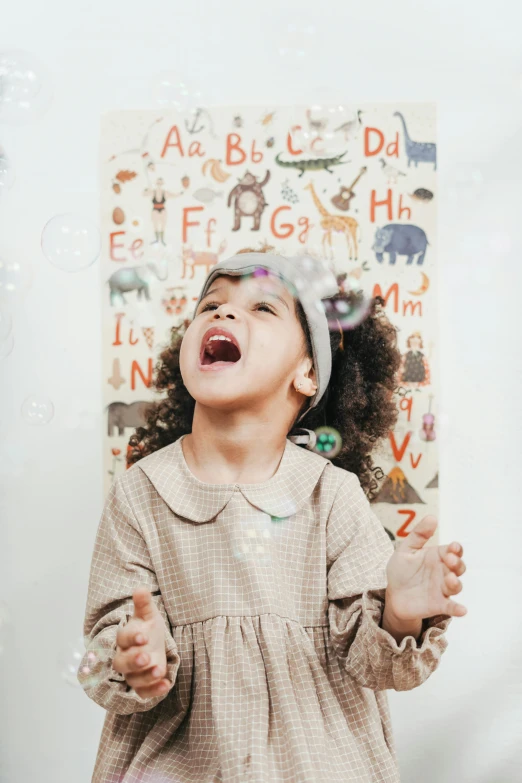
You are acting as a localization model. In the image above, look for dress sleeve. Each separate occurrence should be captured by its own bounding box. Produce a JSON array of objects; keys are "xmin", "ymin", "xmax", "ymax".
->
[
  {"xmin": 77, "ymin": 475, "xmax": 181, "ymax": 714},
  {"xmin": 327, "ymin": 471, "xmax": 451, "ymax": 692}
]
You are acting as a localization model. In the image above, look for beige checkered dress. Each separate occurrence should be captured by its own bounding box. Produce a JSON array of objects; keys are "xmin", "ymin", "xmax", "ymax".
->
[{"xmin": 79, "ymin": 434, "xmax": 451, "ymax": 783}]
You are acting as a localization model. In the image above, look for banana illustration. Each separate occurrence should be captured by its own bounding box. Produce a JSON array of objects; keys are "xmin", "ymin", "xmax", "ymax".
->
[
  {"xmin": 202, "ymin": 158, "xmax": 217, "ymax": 176},
  {"xmin": 202, "ymin": 158, "xmax": 231, "ymax": 183}
]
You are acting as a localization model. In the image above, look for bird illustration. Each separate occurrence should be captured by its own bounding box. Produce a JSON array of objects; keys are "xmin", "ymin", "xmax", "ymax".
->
[
  {"xmin": 334, "ymin": 110, "xmax": 363, "ymax": 141},
  {"xmin": 306, "ymin": 108, "xmax": 328, "ymax": 133},
  {"xmin": 378, "ymin": 158, "xmax": 406, "ymax": 184}
]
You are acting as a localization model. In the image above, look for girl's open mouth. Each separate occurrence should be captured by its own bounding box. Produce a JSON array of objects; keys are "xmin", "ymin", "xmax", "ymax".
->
[{"xmin": 199, "ymin": 329, "xmax": 242, "ymax": 369}]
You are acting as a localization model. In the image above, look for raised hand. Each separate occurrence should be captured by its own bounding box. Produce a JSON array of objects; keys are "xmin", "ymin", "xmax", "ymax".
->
[
  {"xmin": 385, "ymin": 515, "xmax": 467, "ymax": 622},
  {"xmin": 113, "ymin": 586, "xmax": 172, "ymax": 699}
]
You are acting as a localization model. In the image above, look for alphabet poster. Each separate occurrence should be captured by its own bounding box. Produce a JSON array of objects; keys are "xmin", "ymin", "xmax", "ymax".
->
[{"xmin": 101, "ymin": 104, "xmax": 438, "ymax": 543}]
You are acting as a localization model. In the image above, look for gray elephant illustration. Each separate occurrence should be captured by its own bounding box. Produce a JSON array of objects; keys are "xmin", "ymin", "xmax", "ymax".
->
[
  {"xmin": 372, "ymin": 224, "xmax": 429, "ymax": 265},
  {"xmin": 108, "ymin": 262, "xmax": 168, "ymax": 305},
  {"xmin": 107, "ymin": 401, "xmax": 152, "ymax": 436}
]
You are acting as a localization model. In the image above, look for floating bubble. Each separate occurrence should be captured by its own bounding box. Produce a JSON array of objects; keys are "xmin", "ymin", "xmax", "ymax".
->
[
  {"xmin": 284, "ymin": 255, "xmax": 339, "ymax": 309},
  {"xmin": 446, "ymin": 165, "xmax": 483, "ymax": 204},
  {"xmin": 0, "ymin": 250, "xmax": 32, "ymax": 304},
  {"xmin": 152, "ymin": 72, "xmax": 202, "ymax": 111},
  {"xmin": 290, "ymin": 105, "xmax": 358, "ymax": 156},
  {"xmin": 0, "ymin": 146, "xmax": 15, "ymax": 190},
  {"xmin": 232, "ymin": 514, "xmax": 273, "ymax": 564},
  {"xmin": 269, "ymin": 513, "xmax": 291, "ymax": 536},
  {"xmin": 21, "ymin": 395, "xmax": 54, "ymax": 425},
  {"xmin": 41, "ymin": 213, "xmax": 101, "ymax": 272},
  {"xmin": 323, "ymin": 277, "xmax": 372, "ymax": 330},
  {"xmin": 61, "ymin": 637, "xmax": 85, "ymax": 687},
  {"xmin": 62, "ymin": 637, "xmax": 110, "ymax": 689},
  {"xmin": 312, "ymin": 426, "xmax": 342, "ymax": 459},
  {"xmin": 0, "ymin": 309, "xmax": 12, "ymax": 340},
  {"xmin": 303, "ymin": 256, "xmax": 339, "ymax": 300},
  {"xmin": 277, "ymin": 23, "xmax": 316, "ymax": 61},
  {"xmin": 0, "ymin": 49, "xmax": 52, "ymax": 124},
  {"xmin": 0, "ymin": 331, "xmax": 13, "ymax": 359}
]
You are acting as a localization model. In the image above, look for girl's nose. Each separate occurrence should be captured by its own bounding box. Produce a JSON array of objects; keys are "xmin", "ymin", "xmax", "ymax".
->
[{"xmin": 213, "ymin": 304, "xmax": 237, "ymax": 319}]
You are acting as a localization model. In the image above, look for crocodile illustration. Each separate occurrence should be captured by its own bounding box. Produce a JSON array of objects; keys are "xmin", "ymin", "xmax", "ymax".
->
[{"xmin": 275, "ymin": 151, "xmax": 348, "ymax": 177}]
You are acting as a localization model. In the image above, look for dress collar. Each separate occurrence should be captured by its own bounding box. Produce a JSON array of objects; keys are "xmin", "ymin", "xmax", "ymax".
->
[{"xmin": 136, "ymin": 434, "xmax": 330, "ymax": 523}]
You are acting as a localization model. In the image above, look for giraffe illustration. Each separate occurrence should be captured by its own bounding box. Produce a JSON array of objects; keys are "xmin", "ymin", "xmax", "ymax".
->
[{"xmin": 304, "ymin": 182, "xmax": 359, "ymax": 260}]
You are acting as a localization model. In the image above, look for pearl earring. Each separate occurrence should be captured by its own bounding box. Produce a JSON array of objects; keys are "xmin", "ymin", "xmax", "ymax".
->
[{"xmin": 295, "ymin": 382, "xmax": 303, "ymax": 392}]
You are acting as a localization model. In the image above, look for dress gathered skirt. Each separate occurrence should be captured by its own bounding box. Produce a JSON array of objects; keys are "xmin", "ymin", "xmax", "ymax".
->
[{"xmin": 79, "ymin": 435, "xmax": 451, "ymax": 783}]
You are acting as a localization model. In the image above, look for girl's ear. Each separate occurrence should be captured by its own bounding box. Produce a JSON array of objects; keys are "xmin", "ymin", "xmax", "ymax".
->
[
  {"xmin": 306, "ymin": 360, "xmax": 317, "ymax": 387},
  {"xmin": 294, "ymin": 360, "xmax": 317, "ymax": 398}
]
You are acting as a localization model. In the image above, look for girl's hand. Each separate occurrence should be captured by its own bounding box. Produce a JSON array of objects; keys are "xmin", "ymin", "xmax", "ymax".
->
[
  {"xmin": 113, "ymin": 586, "xmax": 172, "ymax": 699},
  {"xmin": 385, "ymin": 515, "xmax": 467, "ymax": 622}
]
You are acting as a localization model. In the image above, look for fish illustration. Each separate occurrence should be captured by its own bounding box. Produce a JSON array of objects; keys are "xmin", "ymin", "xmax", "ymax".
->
[{"xmin": 192, "ymin": 188, "xmax": 223, "ymax": 204}]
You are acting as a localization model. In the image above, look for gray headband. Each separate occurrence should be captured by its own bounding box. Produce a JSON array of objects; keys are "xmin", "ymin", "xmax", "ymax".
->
[{"xmin": 192, "ymin": 252, "xmax": 339, "ymax": 426}]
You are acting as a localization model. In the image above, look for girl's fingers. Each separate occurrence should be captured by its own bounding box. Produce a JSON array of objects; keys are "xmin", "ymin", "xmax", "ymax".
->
[
  {"xmin": 445, "ymin": 573, "xmax": 462, "ymax": 594},
  {"xmin": 455, "ymin": 559, "xmax": 466, "ymax": 576},
  {"xmin": 134, "ymin": 633, "xmax": 148, "ymax": 645},
  {"xmin": 116, "ymin": 622, "xmax": 148, "ymax": 651},
  {"xmin": 447, "ymin": 601, "xmax": 467, "ymax": 617},
  {"xmin": 442, "ymin": 552, "xmax": 466, "ymax": 576},
  {"xmin": 446, "ymin": 541, "xmax": 463, "ymax": 557},
  {"xmin": 134, "ymin": 679, "xmax": 172, "ymax": 699},
  {"xmin": 126, "ymin": 666, "xmax": 168, "ymax": 689},
  {"xmin": 114, "ymin": 646, "xmax": 156, "ymax": 675}
]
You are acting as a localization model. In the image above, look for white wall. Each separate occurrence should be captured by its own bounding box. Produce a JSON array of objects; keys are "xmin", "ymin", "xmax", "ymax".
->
[{"xmin": 1, "ymin": 1, "xmax": 521, "ymax": 781}]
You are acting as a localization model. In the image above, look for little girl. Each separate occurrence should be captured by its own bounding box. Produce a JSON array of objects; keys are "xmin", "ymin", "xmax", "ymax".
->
[{"xmin": 79, "ymin": 247, "xmax": 466, "ymax": 783}]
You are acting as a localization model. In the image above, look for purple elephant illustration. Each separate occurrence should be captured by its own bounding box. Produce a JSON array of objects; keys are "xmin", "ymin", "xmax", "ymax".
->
[{"xmin": 372, "ymin": 224, "xmax": 429, "ymax": 265}]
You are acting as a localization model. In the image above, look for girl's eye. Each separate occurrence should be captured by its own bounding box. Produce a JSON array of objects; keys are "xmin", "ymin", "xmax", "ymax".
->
[{"xmin": 199, "ymin": 301, "xmax": 275, "ymax": 314}]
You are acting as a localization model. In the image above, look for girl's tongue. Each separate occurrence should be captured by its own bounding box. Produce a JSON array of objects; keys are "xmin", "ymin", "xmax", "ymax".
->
[{"xmin": 202, "ymin": 338, "xmax": 241, "ymax": 365}]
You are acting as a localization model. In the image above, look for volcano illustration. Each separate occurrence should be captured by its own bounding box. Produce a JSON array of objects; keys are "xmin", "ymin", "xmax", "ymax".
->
[
  {"xmin": 371, "ymin": 466, "xmax": 426, "ymax": 505},
  {"xmin": 426, "ymin": 471, "xmax": 438, "ymax": 489}
]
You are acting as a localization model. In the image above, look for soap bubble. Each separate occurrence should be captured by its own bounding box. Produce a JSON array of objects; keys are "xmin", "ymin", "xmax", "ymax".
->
[
  {"xmin": 152, "ymin": 72, "xmax": 202, "ymax": 111},
  {"xmin": 233, "ymin": 514, "xmax": 273, "ymax": 564},
  {"xmin": 290, "ymin": 105, "xmax": 358, "ymax": 156},
  {"xmin": 323, "ymin": 277, "xmax": 373, "ymax": 330},
  {"xmin": 0, "ymin": 146, "xmax": 15, "ymax": 190},
  {"xmin": 0, "ymin": 50, "xmax": 52, "ymax": 124},
  {"xmin": 0, "ymin": 309, "xmax": 12, "ymax": 340},
  {"xmin": 21, "ymin": 395, "xmax": 54, "ymax": 425},
  {"xmin": 62, "ymin": 637, "xmax": 109, "ymax": 689},
  {"xmin": 446, "ymin": 166, "xmax": 483, "ymax": 205},
  {"xmin": 277, "ymin": 23, "xmax": 316, "ymax": 61},
  {"xmin": 41, "ymin": 214, "xmax": 101, "ymax": 272},
  {"xmin": 0, "ymin": 250, "xmax": 32, "ymax": 304},
  {"xmin": 244, "ymin": 257, "xmax": 341, "ymax": 334},
  {"xmin": 312, "ymin": 427, "xmax": 342, "ymax": 459},
  {"xmin": 61, "ymin": 637, "xmax": 86, "ymax": 687},
  {"xmin": 297, "ymin": 255, "xmax": 339, "ymax": 301},
  {"xmin": 0, "ymin": 331, "xmax": 13, "ymax": 359}
]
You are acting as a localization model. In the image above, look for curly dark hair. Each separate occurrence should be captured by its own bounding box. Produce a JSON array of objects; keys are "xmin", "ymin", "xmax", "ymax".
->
[{"xmin": 127, "ymin": 247, "xmax": 401, "ymax": 502}]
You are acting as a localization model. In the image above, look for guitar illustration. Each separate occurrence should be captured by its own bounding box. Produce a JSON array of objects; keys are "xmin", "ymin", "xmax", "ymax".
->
[{"xmin": 331, "ymin": 166, "xmax": 367, "ymax": 211}]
